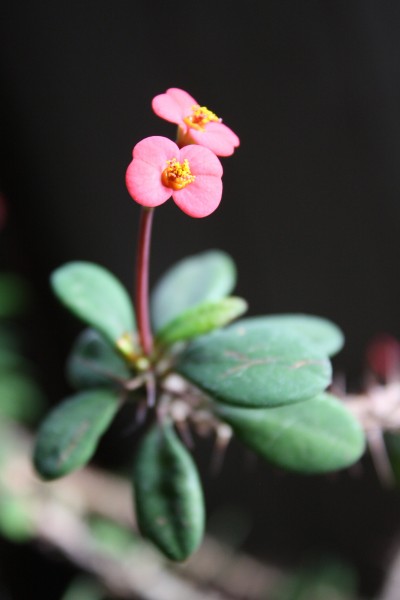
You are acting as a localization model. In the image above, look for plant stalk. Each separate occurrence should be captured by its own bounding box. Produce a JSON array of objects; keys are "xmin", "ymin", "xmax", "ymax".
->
[{"xmin": 135, "ymin": 207, "xmax": 154, "ymax": 357}]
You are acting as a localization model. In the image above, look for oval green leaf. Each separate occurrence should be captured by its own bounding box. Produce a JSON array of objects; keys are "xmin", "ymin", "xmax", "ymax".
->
[
  {"xmin": 151, "ymin": 250, "xmax": 237, "ymax": 332},
  {"xmin": 51, "ymin": 262, "xmax": 136, "ymax": 348},
  {"xmin": 156, "ymin": 297, "xmax": 248, "ymax": 347},
  {"xmin": 67, "ymin": 329, "xmax": 132, "ymax": 390},
  {"xmin": 34, "ymin": 389, "xmax": 120, "ymax": 480},
  {"xmin": 234, "ymin": 314, "xmax": 344, "ymax": 357},
  {"xmin": 177, "ymin": 323, "xmax": 332, "ymax": 407},
  {"xmin": 132, "ymin": 423, "xmax": 205, "ymax": 561},
  {"xmin": 216, "ymin": 393, "xmax": 365, "ymax": 473}
]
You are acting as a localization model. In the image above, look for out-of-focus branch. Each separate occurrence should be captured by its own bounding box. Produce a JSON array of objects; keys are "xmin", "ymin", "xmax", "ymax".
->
[
  {"xmin": 339, "ymin": 380, "xmax": 400, "ymax": 486},
  {"xmin": 3, "ymin": 374, "xmax": 399, "ymax": 599},
  {"xmin": 0, "ymin": 422, "xmax": 280, "ymax": 600}
]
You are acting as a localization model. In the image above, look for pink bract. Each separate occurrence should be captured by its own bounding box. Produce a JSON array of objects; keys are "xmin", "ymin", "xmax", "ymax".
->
[
  {"xmin": 126, "ymin": 136, "xmax": 223, "ymax": 218},
  {"xmin": 152, "ymin": 88, "xmax": 240, "ymax": 157}
]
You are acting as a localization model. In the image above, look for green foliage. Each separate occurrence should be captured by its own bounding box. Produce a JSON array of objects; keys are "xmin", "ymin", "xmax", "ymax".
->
[
  {"xmin": 177, "ymin": 321, "xmax": 332, "ymax": 407},
  {"xmin": 151, "ymin": 250, "xmax": 237, "ymax": 331},
  {"xmin": 0, "ymin": 276, "xmax": 45, "ymax": 424},
  {"xmin": 238, "ymin": 314, "xmax": 344, "ymax": 357},
  {"xmin": 51, "ymin": 262, "xmax": 136, "ymax": 348},
  {"xmin": 89, "ymin": 516, "xmax": 139, "ymax": 557},
  {"xmin": 216, "ymin": 393, "xmax": 365, "ymax": 473},
  {"xmin": 0, "ymin": 493, "xmax": 33, "ymax": 542},
  {"xmin": 34, "ymin": 389, "xmax": 120, "ymax": 480},
  {"xmin": 0, "ymin": 324, "xmax": 23, "ymax": 353},
  {"xmin": 38, "ymin": 248, "xmax": 359, "ymax": 564},
  {"xmin": 156, "ymin": 296, "xmax": 248, "ymax": 346},
  {"xmin": 0, "ymin": 372, "xmax": 45, "ymax": 423},
  {"xmin": 271, "ymin": 559, "xmax": 358, "ymax": 600},
  {"xmin": 132, "ymin": 423, "xmax": 205, "ymax": 561},
  {"xmin": 0, "ymin": 347, "xmax": 29, "ymax": 370},
  {"xmin": 60, "ymin": 577, "xmax": 105, "ymax": 600},
  {"xmin": 67, "ymin": 329, "xmax": 132, "ymax": 390}
]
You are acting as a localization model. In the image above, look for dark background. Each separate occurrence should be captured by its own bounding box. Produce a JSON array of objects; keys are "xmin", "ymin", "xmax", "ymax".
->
[{"xmin": 2, "ymin": 1, "xmax": 400, "ymax": 597}]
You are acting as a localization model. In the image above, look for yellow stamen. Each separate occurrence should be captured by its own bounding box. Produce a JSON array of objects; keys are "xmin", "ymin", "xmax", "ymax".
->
[
  {"xmin": 183, "ymin": 104, "xmax": 220, "ymax": 132},
  {"xmin": 161, "ymin": 158, "xmax": 196, "ymax": 191}
]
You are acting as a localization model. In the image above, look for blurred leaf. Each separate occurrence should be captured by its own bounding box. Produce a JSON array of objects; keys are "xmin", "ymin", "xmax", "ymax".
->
[
  {"xmin": 67, "ymin": 329, "xmax": 132, "ymax": 390},
  {"xmin": 60, "ymin": 577, "xmax": 105, "ymax": 600},
  {"xmin": 177, "ymin": 322, "xmax": 332, "ymax": 407},
  {"xmin": 133, "ymin": 423, "xmax": 205, "ymax": 561},
  {"xmin": 0, "ymin": 347, "xmax": 31, "ymax": 371},
  {"xmin": 51, "ymin": 262, "xmax": 136, "ymax": 348},
  {"xmin": 156, "ymin": 297, "xmax": 247, "ymax": 346},
  {"xmin": 0, "ymin": 274, "xmax": 30, "ymax": 317},
  {"xmin": 238, "ymin": 314, "xmax": 344, "ymax": 357},
  {"xmin": 0, "ymin": 494, "xmax": 33, "ymax": 542},
  {"xmin": 34, "ymin": 389, "xmax": 120, "ymax": 480},
  {"xmin": 271, "ymin": 559, "xmax": 358, "ymax": 600},
  {"xmin": 0, "ymin": 325, "xmax": 22, "ymax": 352},
  {"xmin": 0, "ymin": 373, "xmax": 45, "ymax": 423},
  {"xmin": 89, "ymin": 516, "xmax": 138, "ymax": 557},
  {"xmin": 151, "ymin": 250, "xmax": 236, "ymax": 331},
  {"xmin": 216, "ymin": 393, "xmax": 365, "ymax": 473}
]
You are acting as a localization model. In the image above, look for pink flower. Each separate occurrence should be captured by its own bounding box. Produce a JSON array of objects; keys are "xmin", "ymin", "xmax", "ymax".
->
[
  {"xmin": 126, "ymin": 136, "xmax": 223, "ymax": 218},
  {"xmin": 152, "ymin": 88, "xmax": 240, "ymax": 157}
]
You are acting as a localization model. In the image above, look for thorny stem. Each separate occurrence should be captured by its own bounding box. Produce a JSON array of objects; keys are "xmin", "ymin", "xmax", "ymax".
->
[{"xmin": 135, "ymin": 207, "xmax": 155, "ymax": 358}]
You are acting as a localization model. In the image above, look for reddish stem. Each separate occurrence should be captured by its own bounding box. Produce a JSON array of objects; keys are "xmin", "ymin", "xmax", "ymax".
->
[{"xmin": 135, "ymin": 207, "xmax": 154, "ymax": 356}]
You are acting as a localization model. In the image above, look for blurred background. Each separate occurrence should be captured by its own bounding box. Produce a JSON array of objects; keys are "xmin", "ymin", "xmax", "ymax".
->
[{"xmin": 1, "ymin": 1, "xmax": 400, "ymax": 598}]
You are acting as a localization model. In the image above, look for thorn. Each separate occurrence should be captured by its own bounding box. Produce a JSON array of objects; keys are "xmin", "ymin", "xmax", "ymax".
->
[
  {"xmin": 330, "ymin": 372, "xmax": 347, "ymax": 397},
  {"xmin": 176, "ymin": 419, "xmax": 195, "ymax": 449},
  {"xmin": 210, "ymin": 424, "xmax": 232, "ymax": 476},
  {"xmin": 135, "ymin": 399, "xmax": 148, "ymax": 429},
  {"xmin": 367, "ymin": 428, "xmax": 395, "ymax": 487},
  {"xmin": 146, "ymin": 375, "xmax": 156, "ymax": 408}
]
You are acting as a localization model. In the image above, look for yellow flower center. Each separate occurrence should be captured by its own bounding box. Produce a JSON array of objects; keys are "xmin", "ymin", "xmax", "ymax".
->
[
  {"xmin": 183, "ymin": 104, "xmax": 220, "ymax": 132},
  {"xmin": 161, "ymin": 158, "xmax": 196, "ymax": 191}
]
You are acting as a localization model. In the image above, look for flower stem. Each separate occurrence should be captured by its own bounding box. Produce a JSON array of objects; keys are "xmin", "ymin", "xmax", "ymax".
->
[{"xmin": 135, "ymin": 207, "xmax": 154, "ymax": 357}]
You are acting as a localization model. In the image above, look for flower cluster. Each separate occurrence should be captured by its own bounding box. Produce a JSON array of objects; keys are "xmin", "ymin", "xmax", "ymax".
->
[{"xmin": 126, "ymin": 88, "xmax": 239, "ymax": 218}]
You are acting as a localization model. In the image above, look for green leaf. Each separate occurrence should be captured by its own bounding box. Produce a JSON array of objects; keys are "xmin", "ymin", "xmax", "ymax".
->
[
  {"xmin": 60, "ymin": 577, "xmax": 105, "ymax": 600},
  {"xmin": 235, "ymin": 314, "xmax": 344, "ymax": 357},
  {"xmin": 67, "ymin": 329, "xmax": 132, "ymax": 390},
  {"xmin": 89, "ymin": 517, "xmax": 138, "ymax": 557},
  {"xmin": 0, "ymin": 325, "xmax": 22, "ymax": 353},
  {"xmin": 151, "ymin": 250, "xmax": 236, "ymax": 332},
  {"xmin": 156, "ymin": 297, "xmax": 248, "ymax": 347},
  {"xmin": 132, "ymin": 423, "xmax": 205, "ymax": 561},
  {"xmin": 34, "ymin": 389, "xmax": 120, "ymax": 480},
  {"xmin": 51, "ymin": 262, "xmax": 136, "ymax": 348},
  {"xmin": 177, "ymin": 322, "xmax": 332, "ymax": 407},
  {"xmin": 0, "ymin": 494, "xmax": 33, "ymax": 542},
  {"xmin": 216, "ymin": 393, "xmax": 365, "ymax": 473},
  {"xmin": 271, "ymin": 559, "xmax": 357, "ymax": 600},
  {"xmin": 0, "ymin": 347, "xmax": 31, "ymax": 371},
  {"xmin": 0, "ymin": 373, "xmax": 45, "ymax": 423}
]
